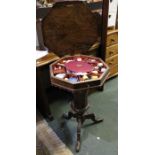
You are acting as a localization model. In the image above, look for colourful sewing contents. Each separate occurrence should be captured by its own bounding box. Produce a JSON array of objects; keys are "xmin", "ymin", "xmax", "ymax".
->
[{"xmin": 51, "ymin": 56, "xmax": 108, "ymax": 83}]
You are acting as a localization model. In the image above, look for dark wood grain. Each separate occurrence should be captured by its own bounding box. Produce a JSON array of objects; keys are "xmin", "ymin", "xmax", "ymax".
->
[
  {"xmin": 42, "ymin": 1, "xmax": 100, "ymax": 57},
  {"xmin": 36, "ymin": 67, "xmax": 53, "ymax": 120},
  {"xmin": 100, "ymin": 0, "xmax": 109, "ymax": 60},
  {"xmin": 36, "ymin": 0, "xmax": 109, "ymax": 60}
]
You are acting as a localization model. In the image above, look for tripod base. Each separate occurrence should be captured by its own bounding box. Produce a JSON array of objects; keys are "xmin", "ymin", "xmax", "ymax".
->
[{"xmin": 63, "ymin": 110, "xmax": 103, "ymax": 152}]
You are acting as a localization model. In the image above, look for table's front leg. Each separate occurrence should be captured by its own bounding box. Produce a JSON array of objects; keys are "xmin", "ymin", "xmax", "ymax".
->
[{"xmin": 76, "ymin": 117, "xmax": 82, "ymax": 152}]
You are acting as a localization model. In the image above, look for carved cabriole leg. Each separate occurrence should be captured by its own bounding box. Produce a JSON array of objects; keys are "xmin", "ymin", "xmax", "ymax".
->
[
  {"xmin": 76, "ymin": 118, "xmax": 82, "ymax": 152},
  {"xmin": 84, "ymin": 113, "xmax": 103, "ymax": 124}
]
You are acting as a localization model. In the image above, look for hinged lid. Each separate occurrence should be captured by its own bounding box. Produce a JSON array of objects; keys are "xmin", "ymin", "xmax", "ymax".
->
[{"xmin": 42, "ymin": 1, "xmax": 101, "ymax": 56}]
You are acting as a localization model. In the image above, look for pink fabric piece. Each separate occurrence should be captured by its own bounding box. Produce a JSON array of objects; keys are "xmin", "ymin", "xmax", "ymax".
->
[{"xmin": 65, "ymin": 60, "xmax": 93, "ymax": 73}]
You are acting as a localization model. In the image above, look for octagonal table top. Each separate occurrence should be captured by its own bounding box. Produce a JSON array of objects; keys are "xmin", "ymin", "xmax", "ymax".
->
[{"xmin": 50, "ymin": 55, "xmax": 109, "ymax": 91}]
